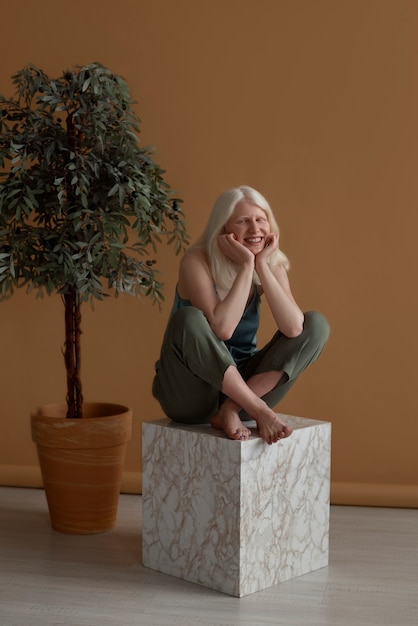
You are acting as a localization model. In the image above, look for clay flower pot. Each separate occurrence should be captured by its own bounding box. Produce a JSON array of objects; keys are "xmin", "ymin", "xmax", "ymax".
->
[{"xmin": 31, "ymin": 402, "xmax": 132, "ymax": 534}]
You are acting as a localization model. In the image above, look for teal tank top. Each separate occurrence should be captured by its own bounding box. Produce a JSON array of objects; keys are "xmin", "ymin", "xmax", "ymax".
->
[{"xmin": 169, "ymin": 286, "xmax": 260, "ymax": 368}]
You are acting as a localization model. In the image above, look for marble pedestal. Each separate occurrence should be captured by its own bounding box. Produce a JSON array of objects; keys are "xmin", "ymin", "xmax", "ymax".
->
[{"xmin": 142, "ymin": 415, "xmax": 331, "ymax": 597}]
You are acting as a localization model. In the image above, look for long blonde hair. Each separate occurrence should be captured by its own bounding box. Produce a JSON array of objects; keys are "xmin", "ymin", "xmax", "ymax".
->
[{"xmin": 188, "ymin": 186, "xmax": 290, "ymax": 290}]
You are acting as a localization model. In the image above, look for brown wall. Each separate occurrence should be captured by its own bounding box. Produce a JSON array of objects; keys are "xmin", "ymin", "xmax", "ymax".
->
[{"xmin": 1, "ymin": 0, "xmax": 417, "ymax": 506}]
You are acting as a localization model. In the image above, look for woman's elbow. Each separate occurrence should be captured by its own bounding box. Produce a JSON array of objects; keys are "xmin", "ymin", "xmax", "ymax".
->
[
  {"xmin": 217, "ymin": 328, "xmax": 235, "ymax": 341},
  {"xmin": 282, "ymin": 315, "xmax": 305, "ymax": 338},
  {"xmin": 211, "ymin": 322, "xmax": 234, "ymax": 341},
  {"xmin": 284, "ymin": 325, "xmax": 304, "ymax": 338}
]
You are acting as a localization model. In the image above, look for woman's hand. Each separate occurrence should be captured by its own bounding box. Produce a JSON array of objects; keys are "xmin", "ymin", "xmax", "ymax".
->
[
  {"xmin": 255, "ymin": 233, "xmax": 279, "ymax": 266},
  {"xmin": 218, "ymin": 233, "xmax": 255, "ymax": 266}
]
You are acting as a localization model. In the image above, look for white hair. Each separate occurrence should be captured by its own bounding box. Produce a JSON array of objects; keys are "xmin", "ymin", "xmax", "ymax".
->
[{"xmin": 188, "ymin": 186, "xmax": 290, "ymax": 290}]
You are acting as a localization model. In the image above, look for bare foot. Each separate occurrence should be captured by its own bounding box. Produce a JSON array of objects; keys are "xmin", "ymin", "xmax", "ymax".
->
[
  {"xmin": 210, "ymin": 404, "xmax": 251, "ymax": 441},
  {"xmin": 253, "ymin": 406, "xmax": 293, "ymax": 445}
]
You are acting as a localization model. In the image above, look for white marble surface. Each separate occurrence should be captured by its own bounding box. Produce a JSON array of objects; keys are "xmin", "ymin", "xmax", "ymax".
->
[{"xmin": 142, "ymin": 415, "xmax": 331, "ymax": 597}]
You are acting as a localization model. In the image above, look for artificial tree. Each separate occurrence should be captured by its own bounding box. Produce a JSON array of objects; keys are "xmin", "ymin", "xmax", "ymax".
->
[{"xmin": 0, "ymin": 63, "xmax": 188, "ymax": 418}]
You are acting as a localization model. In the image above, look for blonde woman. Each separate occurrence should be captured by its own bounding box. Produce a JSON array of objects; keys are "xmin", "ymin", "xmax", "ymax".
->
[{"xmin": 153, "ymin": 186, "xmax": 329, "ymax": 444}]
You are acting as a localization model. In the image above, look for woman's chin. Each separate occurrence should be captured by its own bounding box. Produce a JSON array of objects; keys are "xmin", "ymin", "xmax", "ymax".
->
[{"xmin": 246, "ymin": 245, "xmax": 264, "ymax": 255}]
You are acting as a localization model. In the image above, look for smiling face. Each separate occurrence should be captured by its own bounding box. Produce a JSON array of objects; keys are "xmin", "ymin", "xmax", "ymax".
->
[{"xmin": 224, "ymin": 200, "xmax": 271, "ymax": 254}]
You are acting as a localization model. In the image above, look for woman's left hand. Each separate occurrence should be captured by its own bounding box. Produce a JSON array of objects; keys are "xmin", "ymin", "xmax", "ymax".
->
[{"xmin": 255, "ymin": 233, "xmax": 279, "ymax": 264}]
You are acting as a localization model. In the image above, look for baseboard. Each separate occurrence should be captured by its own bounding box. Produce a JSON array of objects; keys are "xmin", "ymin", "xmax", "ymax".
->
[
  {"xmin": 1, "ymin": 466, "xmax": 417, "ymax": 508},
  {"xmin": 121, "ymin": 471, "xmax": 142, "ymax": 494},
  {"xmin": 0, "ymin": 465, "xmax": 43, "ymax": 488},
  {"xmin": 0, "ymin": 465, "xmax": 142, "ymax": 495},
  {"xmin": 331, "ymin": 482, "xmax": 418, "ymax": 508}
]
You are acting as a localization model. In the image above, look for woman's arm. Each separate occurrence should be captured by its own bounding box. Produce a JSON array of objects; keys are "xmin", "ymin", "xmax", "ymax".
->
[
  {"xmin": 255, "ymin": 234, "xmax": 305, "ymax": 338},
  {"xmin": 178, "ymin": 244, "xmax": 254, "ymax": 340}
]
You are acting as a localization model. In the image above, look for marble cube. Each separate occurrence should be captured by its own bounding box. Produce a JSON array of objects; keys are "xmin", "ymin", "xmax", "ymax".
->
[{"xmin": 142, "ymin": 415, "xmax": 331, "ymax": 597}]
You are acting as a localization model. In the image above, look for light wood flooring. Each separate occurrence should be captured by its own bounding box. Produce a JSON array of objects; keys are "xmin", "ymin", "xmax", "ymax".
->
[{"xmin": 0, "ymin": 487, "xmax": 417, "ymax": 626}]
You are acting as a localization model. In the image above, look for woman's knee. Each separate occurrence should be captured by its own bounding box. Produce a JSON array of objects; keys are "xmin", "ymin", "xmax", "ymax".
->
[
  {"xmin": 170, "ymin": 306, "xmax": 206, "ymax": 328},
  {"xmin": 168, "ymin": 306, "xmax": 209, "ymax": 339},
  {"xmin": 303, "ymin": 311, "xmax": 330, "ymax": 347}
]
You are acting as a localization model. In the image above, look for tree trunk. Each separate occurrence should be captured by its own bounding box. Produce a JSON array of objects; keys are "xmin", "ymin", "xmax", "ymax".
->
[
  {"xmin": 63, "ymin": 289, "xmax": 83, "ymax": 418},
  {"xmin": 63, "ymin": 113, "xmax": 83, "ymax": 418}
]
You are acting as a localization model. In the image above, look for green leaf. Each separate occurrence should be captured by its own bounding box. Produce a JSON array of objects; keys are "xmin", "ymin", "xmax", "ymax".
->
[
  {"xmin": 108, "ymin": 184, "xmax": 119, "ymax": 197},
  {"xmin": 0, "ymin": 62, "xmax": 189, "ymax": 311}
]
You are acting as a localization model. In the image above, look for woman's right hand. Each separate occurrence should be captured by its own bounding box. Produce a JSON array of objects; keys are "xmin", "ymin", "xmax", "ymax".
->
[{"xmin": 218, "ymin": 233, "xmax": 255, "ymax": 266}]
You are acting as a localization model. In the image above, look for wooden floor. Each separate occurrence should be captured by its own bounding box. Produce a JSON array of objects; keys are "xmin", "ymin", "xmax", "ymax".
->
[{"xmin": 0, "ymin": 488, "xmax": 417, "ymax": 626}]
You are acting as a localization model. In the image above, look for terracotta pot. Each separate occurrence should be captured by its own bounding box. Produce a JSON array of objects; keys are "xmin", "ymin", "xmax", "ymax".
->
[{"xmin": 31, "ymin": 402, "xmax": 132, "ymax": 535}]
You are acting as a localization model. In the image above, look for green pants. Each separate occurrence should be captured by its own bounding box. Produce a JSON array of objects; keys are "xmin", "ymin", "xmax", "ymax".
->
[{"xmin": 152, "ymin": 308, "xmax": 330, "ymax": 424}]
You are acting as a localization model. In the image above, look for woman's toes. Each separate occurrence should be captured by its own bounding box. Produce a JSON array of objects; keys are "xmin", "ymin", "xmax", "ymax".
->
[
  {"xmin": 282, "ymin": 425, "xmax": 293, "ymax": 437},
  {"xmin": 235, "ymin": 428, "xmax": 251, "ymax": 440}
]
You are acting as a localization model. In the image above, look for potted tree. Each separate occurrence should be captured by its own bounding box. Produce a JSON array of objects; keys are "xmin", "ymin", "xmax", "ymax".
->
[{"xmin": 0, "ymin": 63, "xmax": 188, "ymax": 534}]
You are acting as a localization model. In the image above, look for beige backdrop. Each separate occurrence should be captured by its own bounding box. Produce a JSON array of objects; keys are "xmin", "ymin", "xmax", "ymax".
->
[{"xmin": 1, "ymin": 0, "xmax": 417, "ymax": 507}]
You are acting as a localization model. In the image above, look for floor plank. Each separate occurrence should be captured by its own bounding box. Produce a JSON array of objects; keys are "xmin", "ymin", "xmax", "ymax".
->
[{"xmin": 0, "ymin": 488, "xmax": 417, "ymax": 625}]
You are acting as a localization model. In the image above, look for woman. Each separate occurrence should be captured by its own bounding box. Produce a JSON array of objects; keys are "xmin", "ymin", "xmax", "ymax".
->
[{"xmin": 152, "ymin": 186, "xmax": 330, "ymax": 445}]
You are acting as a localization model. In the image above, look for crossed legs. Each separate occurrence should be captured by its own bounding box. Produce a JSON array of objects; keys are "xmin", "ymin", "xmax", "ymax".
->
[
  {"xmin": 211, "ymin": 311, "xmax": 330, "ymax": 444},
  {"xmin": 153, "ymin": 308, "xmax": 329, "ymax": 445},
  {"xmin": 210, "ymin": 367, "xmax": 292, "ymax": 445}
]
